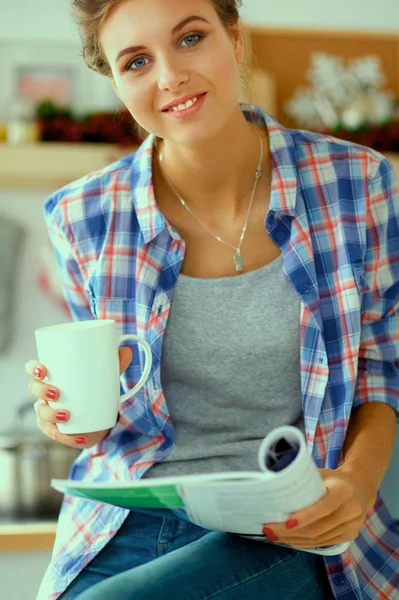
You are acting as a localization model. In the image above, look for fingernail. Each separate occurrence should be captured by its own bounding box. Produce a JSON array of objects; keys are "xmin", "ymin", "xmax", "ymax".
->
[
  {"xmin": 262, "ymin": 527, "xmax": 279, "ymax": 541},
  {"xmin": 56, "ymin": 411, "xmax": 67, "ymax": 422},
  {"xmin": 34, "ymin": 368, "xmax": 42, "ymax": 378},
  {"xmin": 46, "ymin": 389, "xmax": 57, "ymax": 400},
  {"xmin": 286, "ymin": 519, "xmax": 299, "ymax": 530},
  {"xmin": 75, "ymin": 437, "xmax": 86, "ymax": 445}
]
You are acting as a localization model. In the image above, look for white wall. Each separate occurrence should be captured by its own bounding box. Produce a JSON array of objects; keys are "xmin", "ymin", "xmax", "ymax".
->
[
  {"xmin": 0, "ymin": 0, "xmax": 398, "ymax": 42},
  {"xmin": 241, "ymin": 0, "xmax": 399, "ymax": 31},
  {"xmin": 0, "ymin": 0, "xmax": 79, "ymax": 43}
]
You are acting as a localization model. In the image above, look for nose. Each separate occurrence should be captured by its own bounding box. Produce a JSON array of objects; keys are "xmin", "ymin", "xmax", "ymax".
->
[{"xmin": 157, "ymin": 54, "xmax": 189, "ymax": 92}]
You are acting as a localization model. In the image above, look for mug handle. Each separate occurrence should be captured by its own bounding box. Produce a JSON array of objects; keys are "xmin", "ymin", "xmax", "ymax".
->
[{"xmin": 117, "ymin": 334, "xmax": 153, "ymax": 403}]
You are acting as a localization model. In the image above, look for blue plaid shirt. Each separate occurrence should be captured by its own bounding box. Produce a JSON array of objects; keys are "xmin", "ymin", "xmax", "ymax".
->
[{"xmin": 38, "ymin": 105, "xmax": 399, "ymax": 600}]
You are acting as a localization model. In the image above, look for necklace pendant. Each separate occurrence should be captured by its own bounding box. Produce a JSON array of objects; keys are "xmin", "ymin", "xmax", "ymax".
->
[{"xmin": 234, "ymin": 250, "xmax": 244, "ymax": 272}]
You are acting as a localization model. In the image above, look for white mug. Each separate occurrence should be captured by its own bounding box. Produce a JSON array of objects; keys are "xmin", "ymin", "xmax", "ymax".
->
[{"xmin": 34, "ymin": 319, "xmax": 152, "ymax": 434}]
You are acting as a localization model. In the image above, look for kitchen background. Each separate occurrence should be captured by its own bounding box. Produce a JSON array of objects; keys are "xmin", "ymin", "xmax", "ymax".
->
[{"xmin": 0, "ymin": 1, "xmax": 399, "ymax": 599}]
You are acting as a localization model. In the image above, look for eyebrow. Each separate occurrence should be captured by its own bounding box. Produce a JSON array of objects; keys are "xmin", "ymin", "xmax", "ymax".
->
[{"xmin": 115, "ymin": 15, "xmax": 211, "ymax": 64}]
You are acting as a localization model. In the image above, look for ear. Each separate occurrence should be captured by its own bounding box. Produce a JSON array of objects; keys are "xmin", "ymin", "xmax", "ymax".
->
[{"xmin": 230, "ymin": 25, "xmax": 245, "ymax": 63}]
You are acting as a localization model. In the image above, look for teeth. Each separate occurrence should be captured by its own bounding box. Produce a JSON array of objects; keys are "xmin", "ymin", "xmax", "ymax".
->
[{"xmin": 171, "ymin": 96, "xmax": 198, "ymax": 112}]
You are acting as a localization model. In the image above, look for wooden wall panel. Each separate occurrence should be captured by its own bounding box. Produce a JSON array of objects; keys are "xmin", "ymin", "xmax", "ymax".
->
[{"xmin": 243, "ymin": 27, "xmax": 399, "ymax": 128}]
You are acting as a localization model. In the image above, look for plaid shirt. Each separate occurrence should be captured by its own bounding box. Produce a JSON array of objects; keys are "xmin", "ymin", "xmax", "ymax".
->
[{"xmin": 37, "ymin": 105, "xmax": 399, "ymax": 600}]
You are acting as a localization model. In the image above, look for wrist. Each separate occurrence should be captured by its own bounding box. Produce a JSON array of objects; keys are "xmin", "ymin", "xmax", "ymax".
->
[{"xmin": 337, "ymin": 462, "xmax": 378, "ymax": 511}]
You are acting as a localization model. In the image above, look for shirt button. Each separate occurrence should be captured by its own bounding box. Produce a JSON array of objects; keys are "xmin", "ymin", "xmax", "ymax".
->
[
  {"xmin": 333, "ymin": 575, "xmax": 346, "ymax": 586},
  {"xmin": 275, "ymin": 231, "xmax": 286, "ymax": 241},
  {"xmin": 300, "ymin": 285, "xmax": 312, "ymax": 294}
]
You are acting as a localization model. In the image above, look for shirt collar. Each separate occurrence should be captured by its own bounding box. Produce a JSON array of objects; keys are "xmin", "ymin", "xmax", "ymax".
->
[{"xmin": 130, "ymin": 103, "xmax": 300, "ymax": 244}]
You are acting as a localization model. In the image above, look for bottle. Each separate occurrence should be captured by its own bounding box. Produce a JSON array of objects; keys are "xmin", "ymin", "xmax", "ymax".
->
[{"xmin": 6, "ymin": 96, "xmax": 39, "ymax": 145}]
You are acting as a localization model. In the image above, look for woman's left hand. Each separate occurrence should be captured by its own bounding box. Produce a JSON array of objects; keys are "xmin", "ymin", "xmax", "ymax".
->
[{"xmin": 262, "ymin": 467, "xmax": 377, "ymax": 548}]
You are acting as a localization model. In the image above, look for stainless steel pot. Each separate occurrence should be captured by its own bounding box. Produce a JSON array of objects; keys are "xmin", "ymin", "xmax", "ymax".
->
[{"xmin": 0, "ymin": 401, "xmax": 80, "ymax": 519}]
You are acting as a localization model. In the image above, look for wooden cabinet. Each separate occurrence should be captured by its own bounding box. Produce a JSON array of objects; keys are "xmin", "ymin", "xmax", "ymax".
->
[
  {"xmin": 0, "ymin": 144, "xmax": 397, "ymax": 191},
  {"xmin": 0, "ymin": 142, "xmax": 138, "ymax": 189},
  {"xmin": 385, "ymin": 152, "xmax": 399, "ymax": 177},
  {"xmin": 0, "ymin": 522, "xmax": 56, "ymax": 552}
]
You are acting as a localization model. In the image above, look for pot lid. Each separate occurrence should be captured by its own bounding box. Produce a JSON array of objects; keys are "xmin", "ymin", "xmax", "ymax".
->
[
  {"xmin": 0, "ymin": 430, "xmax": 50, "ymax": 450},
  {"xmin": 0, "ymin": 400, "xmax": 52, "ymax": 449}
]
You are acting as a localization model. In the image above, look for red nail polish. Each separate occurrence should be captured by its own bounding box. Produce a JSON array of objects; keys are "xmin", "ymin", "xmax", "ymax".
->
[
  {"xmin": 34, "ymin": 368, "xmax": 42, "ymax": 378},
  {"xmin": 46, "ymin": 389, "xmax": 57, "ymax": 400},
  {"xmin": 56, "ymin": 411, "xmax": 67, "ymax": 422},
  {"xmin": 75, "ymin": 437, "xmax": 86, "ymax": 445},
  {"xmin": 286, "ymin": 519, "xmax": 299, "ymax": 530},
  {"xmin": 262, "ymin": 527, "xmax": 279, "ymax": 541},
  {"xmin": 265, "ymin": 534, "xmax": 278, "ymax": 542}
]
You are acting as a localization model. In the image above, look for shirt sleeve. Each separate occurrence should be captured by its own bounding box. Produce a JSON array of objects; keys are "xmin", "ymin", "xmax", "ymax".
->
[
  {"xmin": 352, "ymin": 156, "xmax": 399, "ymax": 423},
  {"xmin": 43, "ymin": 192, "xmax": 94, "ymax": 322}
]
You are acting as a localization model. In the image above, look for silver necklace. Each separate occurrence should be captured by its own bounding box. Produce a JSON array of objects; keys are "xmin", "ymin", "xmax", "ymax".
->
[{"xmin": 158, "ymin": 127, "xmax": 263, "ymax": 272}]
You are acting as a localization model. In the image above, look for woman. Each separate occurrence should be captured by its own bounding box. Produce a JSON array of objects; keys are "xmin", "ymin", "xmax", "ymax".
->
[{"xmin": 25, "ymin": 0, "xmax": 399, "ymax": 598}]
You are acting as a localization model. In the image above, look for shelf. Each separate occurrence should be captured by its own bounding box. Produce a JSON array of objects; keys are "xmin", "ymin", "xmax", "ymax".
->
[
  {"xmin": 0, "ymin": 142, "xmax": 138, "ymax": 189},
  {"xmin": 0, "ymin": 143, "xmax": 397, "ymax": 191},
  {"xmin": 385, "ymin": 152, "xmax": 399, "ymax": 173},
  {"xmin": 0, "ymin": 521, "xmax": 57, "ymax": 552}
]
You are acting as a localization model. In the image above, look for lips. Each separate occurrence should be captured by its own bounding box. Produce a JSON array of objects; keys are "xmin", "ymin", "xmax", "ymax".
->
[{"xmin": 162, "ymin": 93, "xmax": 206, "ymax": 112}]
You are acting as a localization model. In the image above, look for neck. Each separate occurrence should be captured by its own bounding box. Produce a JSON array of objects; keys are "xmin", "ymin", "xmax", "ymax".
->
[{"xmin": 154, "ymin": 105, "xmax": 269, "ymax": 220}]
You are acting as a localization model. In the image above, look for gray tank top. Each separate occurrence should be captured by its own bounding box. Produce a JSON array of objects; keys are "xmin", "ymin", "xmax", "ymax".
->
[{"xmin": 143, "ymin": 252, "xmax": 305, "ymax": 478}]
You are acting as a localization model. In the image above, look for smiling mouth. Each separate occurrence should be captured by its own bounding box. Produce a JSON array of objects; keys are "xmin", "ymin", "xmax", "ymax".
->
[{"xmin": 162, "ymin": 93, "xmax": 206, "ymax": 113}]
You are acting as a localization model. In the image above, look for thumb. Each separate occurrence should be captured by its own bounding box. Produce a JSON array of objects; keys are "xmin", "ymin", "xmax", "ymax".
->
[{"xmin": 119, "ymin": 346, "xmax": 134, "ymax": 374}]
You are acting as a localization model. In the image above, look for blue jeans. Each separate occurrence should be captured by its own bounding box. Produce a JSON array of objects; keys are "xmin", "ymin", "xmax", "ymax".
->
[{"xmin": 59, "ymin": 509, "xmax": 335, "ymax": 600}]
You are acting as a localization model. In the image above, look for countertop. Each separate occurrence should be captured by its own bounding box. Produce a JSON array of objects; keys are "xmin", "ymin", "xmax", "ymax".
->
[{"xmin": 0, "ymin": 520, "xmax": 57, "ymax": 552}]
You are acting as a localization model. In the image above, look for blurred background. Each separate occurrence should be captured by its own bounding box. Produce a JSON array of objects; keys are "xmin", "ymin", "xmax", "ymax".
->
[{"xmin": 0, "ymin": 1, "xmax": 398, "ymax": 598}]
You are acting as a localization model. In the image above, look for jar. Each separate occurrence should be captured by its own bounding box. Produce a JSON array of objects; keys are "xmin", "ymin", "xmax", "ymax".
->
[{"xmin": 6, "ymin": 96, "xmax": 39, "ymax": 145}]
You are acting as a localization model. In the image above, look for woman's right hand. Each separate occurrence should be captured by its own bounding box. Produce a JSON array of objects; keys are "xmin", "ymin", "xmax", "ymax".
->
[{"xmin": 24, "ymin": 346, "xmax": 134, "ymax": 449}]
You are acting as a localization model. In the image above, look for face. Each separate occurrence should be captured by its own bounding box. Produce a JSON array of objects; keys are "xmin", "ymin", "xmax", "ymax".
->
[{"xmin": 100, "ymin": 0, "xmax": 244, "ymax": 144}]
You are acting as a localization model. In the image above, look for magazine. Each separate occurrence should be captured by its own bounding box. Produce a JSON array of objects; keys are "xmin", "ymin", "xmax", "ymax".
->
[{"xmin": 52, "ymin": 425, "xmax": 350, "ymax": 557}]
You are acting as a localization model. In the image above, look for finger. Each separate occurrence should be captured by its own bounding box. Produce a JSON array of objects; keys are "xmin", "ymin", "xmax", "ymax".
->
[
  {"xmin": 28, "ymin": 379, "xmax": 60, "ymax": 402},
  {"xmin": 279, "ymin": 507, "xmax": 361, "ymax": 546},
  {"xmin": 266, "ymin": 481, "xmax": 349, "ymax": 536},
  {"xmin": 36, "ymin": 416, "xmax": 84, "ymax": 448},
  {"xmin": 278, "ymin": 530, "xmax": 339, "ymax": 547},
  {"xmin": 280, "ymin": 530, "xmax": 352, "ymax": 548},
  {"xmin": 78, "ymin": 429, "xmax": 112, "ymax": 449},
  {"xmin": 119, "ymin": 346, "xmax": 134, "ymax": 374},
  {"xmin": 264, "ymin": 510, "xmax": 344, "ymax": 544},
  {"xmin": 25, "ymin": 360, "xmax": 47, "ymax": 380},
  {"xmin": 293, "ymin": 504, "xmax": 359, "ymax": 539},
  {"xmin": 34, "ymin": 399, "xmax": 69, "ymax": 424},
  {"xmin": 36, "ymin": 416, "xmax": 109, "ymax": 449}
]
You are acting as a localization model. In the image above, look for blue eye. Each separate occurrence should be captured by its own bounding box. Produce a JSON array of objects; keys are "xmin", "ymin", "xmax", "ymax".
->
[
  {"xmin": 126, "ymin": 33, "xmax": 204, "ymax": 72},
  {"xmin": 181, "ymin": 34, "xmax": 201, "ymax": 47},
  {"xmin": 129, "ymin": 56, "xmax": 150, "ymax": 71}
]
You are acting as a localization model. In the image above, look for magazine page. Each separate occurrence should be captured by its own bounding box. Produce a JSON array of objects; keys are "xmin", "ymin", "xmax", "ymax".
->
[
  {"xmin": 52, "ymin": 426, "xmax": 350, "ymax": 556},
  {"xmin": 179, "ymin": 426, "xmax": 349, "ymax": 556}
]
